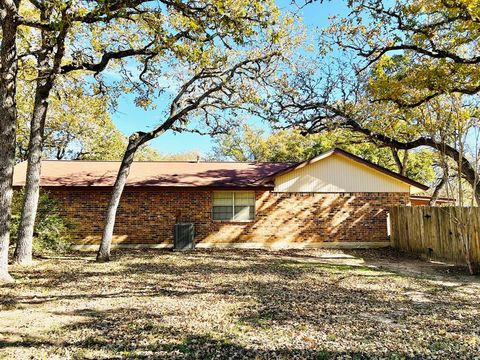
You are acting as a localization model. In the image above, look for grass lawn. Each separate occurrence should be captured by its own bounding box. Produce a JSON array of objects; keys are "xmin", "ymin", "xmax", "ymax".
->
[{"xmin": 1, "ymin": 248, "xmax": 479, "ymax": 359}]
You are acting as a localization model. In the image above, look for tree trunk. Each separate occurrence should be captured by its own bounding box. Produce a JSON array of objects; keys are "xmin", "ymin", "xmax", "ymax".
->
[
  {"xmin": 0, "ymin": 0, "xmax": 19, "ymax": 283},
  {"xmin": 14, "ymin": 17, "xmax": 68, "ymax": 265},
  {"xmin": 13, "ymin": 80, "xmax": 52, "ymax": 264},
  {"xmin": 474, "ymin": 182, "xmax": 480, "ymax": 206},
  {"xmin": 97, "ymin": 119, "xmax": 172, "ymax": 261},
  {"xmin": 97, "ymin": 134, "xmax": 144, "ymax": 261},
  {"xmin": 430, "ymin": 171, "xmax": 447, "ymax": 206},
  {"xmin": 391, "ymin": 148, "xmax": 408, "ymax": 176}
]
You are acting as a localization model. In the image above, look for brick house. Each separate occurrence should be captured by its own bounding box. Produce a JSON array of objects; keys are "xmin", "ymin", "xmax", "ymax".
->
[{"xmin": 13, "ymin": 148, "xmax": 428, "ymax": 249}]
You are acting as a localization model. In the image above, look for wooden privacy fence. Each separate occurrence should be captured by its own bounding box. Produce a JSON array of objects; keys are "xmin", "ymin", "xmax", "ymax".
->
[{"xmin": 389, "ymin": 206, "xmax": 480, "ymax": 267}]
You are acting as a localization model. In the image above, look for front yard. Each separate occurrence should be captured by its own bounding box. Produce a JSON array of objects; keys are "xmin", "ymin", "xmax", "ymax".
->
[{"xmin": 1, "ymin": 249, "xmax": 479, "ymax": 359}]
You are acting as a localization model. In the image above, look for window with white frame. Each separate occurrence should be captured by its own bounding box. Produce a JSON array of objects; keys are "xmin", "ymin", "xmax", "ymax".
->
[{"xmin": 212, "ymin": 191, "xmax": 255, "ymax": 221}]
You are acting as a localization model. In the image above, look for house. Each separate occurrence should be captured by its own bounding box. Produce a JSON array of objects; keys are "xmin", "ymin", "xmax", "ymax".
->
[{"xmin": 12, "ymin": 148, "xmax": 428, "ymax": 249}]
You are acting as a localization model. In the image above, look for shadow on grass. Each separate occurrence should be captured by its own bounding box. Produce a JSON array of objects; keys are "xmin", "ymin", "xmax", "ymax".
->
[
  {"xmin": 1, "ymin": 304, "xmax": 475, "ymax": 359},
  {"xmin": 0, "ymin": 331, "xmax": 380, "ymax": 360},
  {"xmin": 4, "ymin": 248, "xmax": 478, "ymax": 307}
]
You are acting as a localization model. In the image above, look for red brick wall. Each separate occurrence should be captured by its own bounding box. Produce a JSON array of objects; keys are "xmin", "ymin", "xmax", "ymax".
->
[{"xmin": 46, "ymin": 187, "xmax": 410, "ymax": 246}]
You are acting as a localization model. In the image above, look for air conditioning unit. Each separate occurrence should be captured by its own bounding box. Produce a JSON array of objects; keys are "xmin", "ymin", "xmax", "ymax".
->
[{"xmin": 173, "ymin": 223, "xmax": 195, "ymax": 251}]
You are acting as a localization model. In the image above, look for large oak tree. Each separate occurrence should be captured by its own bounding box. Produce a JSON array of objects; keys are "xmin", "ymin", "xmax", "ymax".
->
[
  {"xmin": 275, "ymin": 0, "xmax": 480, "ymax": 202},
  {"xmin": 96, "ymin": 42, "xmax": 291, "ymax": 260},
  {"xmin": 1, "ymin": 0, "xmax": 282, "ymax": 278}
]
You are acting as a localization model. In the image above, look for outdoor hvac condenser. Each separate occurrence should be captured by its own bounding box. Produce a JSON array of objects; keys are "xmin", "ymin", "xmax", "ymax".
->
[{"xmin": 173, "ymin": 223, "xmax": 195, "ymax": 251}]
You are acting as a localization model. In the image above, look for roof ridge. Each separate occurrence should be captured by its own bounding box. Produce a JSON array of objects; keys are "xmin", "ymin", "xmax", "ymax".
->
[{"xmin": 39, "ymin": 159, "xmax": 298, "ymax": 164}]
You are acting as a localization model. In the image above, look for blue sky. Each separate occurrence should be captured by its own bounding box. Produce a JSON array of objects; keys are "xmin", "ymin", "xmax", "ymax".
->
[{"xmin": 111, "ymin": 1, "xmax": 351, "ymax": 157}]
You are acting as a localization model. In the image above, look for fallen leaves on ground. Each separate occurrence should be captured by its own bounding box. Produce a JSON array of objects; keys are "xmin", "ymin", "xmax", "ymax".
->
[{"xmin": 0, "ymin": 248, "xmax": 479, "ymax": 359}]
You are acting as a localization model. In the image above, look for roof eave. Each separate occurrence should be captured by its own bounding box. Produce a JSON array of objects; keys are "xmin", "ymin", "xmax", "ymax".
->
[{"xmin": 258, "ymin": 148, "xmax": 429, "ymax": 192}]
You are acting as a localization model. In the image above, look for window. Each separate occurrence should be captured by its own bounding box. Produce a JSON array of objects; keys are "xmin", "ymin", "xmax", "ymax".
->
[{"xmin": 213, "ymin": 191, "xmax": 255, "ymax": 221}]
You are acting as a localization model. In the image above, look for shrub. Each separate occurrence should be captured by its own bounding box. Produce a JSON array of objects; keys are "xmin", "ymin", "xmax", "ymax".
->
[{"xmin": 11, "ymin": 190, "xmax": 72, "ymax": 254}]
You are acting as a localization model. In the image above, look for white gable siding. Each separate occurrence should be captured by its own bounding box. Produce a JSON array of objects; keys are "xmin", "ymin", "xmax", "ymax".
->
[{"xmin": 274, "ymin": 153, "xmax": 411, "ymax": 193}]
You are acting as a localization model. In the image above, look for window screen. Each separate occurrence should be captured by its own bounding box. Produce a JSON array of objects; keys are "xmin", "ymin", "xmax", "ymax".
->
[
  {"xmin": 212, "ymin": 191, "xmax": 234, "ymax": 220},
  {"xmin": 213, "ymin": 191, "xmax": 255, "ymax": 221}
]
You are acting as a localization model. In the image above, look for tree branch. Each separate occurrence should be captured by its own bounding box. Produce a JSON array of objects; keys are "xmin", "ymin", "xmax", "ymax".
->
[{"xmin": 61, "ymin": 42, "xmax": 156, "ymax": 74}]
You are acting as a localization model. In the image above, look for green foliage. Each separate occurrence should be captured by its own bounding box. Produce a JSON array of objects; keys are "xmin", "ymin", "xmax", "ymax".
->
[
  {"xmin": 212, "ymin": 125, "xmax": 335, "ymax": 162},
  {"xmin": 15, "ymin": 78, "xmax": 163, "ymax": 162},
  {"xmin": 17, "ymin": 0, "xmax": 282, "ymax": 110},
  {"xmin": 11, "ymin": 190, "xmax": 72, "ymax": 254},
  {"xmin": 14, "ymin": 0, "xmax": 286, "ymax": 163},
  {"xmin": 327, "ymin": 0, "xmax": 480, "ymax": 105},
  {"xmin": 213, "ymin": 125, "xmax": 436, "ymax": 184},
  {"xmin": 403, "ymin": 151, "xmax": 436, "ymax": 186}
]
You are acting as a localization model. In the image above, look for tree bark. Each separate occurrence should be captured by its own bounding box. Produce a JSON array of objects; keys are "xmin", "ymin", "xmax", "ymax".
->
[
  {"xmin": 97, "ymin": 124, "xmax": 175, "ymax": 261},
  {"xmin": 97, "ymin": 133, "xmax": 145, "ymax": 261},
  {"xmin": 14, "ymin": 18, "xmax": 68, "ymax": 265},
  {"xmin": 0, "ymin": 0, "xmax": 20, "ymax": 283},
  {"xmin": 96, "ymin": 54, "xmax": 281, "ymax": 261},
  {"xmin": 97, "ymin": 124, "xmax": 176, "ymax": 261},
  {"xmin": 430, "ymin": 170, "xmax": 448, "ymax": 206},
  {"xmin": 391, "ymin": 148, "xmax": 409, "ymax": 176},
  {"xmin": 13, "ymin": 79, "xmax": 52, "ymax": 264}
]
